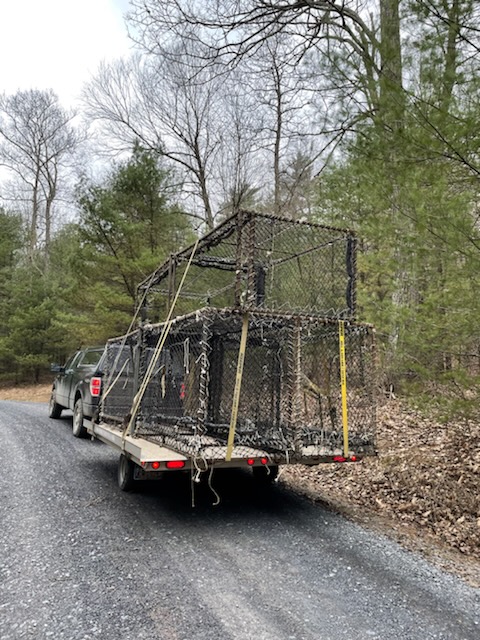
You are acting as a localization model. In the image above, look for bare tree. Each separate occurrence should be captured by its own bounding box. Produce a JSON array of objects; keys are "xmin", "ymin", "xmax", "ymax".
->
[
  {"xmin": 124, "ymin": 1, "xmax": 404, "ymax": 210},
  {"xmin": 215, "ymin": 72, "xmax": 263, "ymax": 216},
  {"xmin": 83, "ymin": 44, "xmax": 226, "ymax": 230},
  {"xmin": 278, "ymin": 148, "xmax": 317, "ymax": 218},
  {"xmin": 0, "ymin": 89, "xmax": 79, "ymax": 261},
  {"xmin": 128, "ymin": 1, "xmax": 376, "ymax": 62},
  {"xmin": 128, "ymin": 1, "xmax": 406, "ymax": 133},
  {"xmin": 83, "ymin": 2, "xmax": 388, "ymax": 227},
  {"xmin": 245, "ymin": 34, "xmax": 331, "ymax": 215}
]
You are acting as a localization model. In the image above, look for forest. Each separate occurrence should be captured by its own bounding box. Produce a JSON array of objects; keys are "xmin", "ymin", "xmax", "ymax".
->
[{"xmin": 1, "ymin": 0, "xmax": 479, "ymax": 418}]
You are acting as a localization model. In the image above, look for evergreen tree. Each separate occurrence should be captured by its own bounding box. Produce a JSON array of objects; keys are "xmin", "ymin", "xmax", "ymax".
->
[
  {"xmin": 0, "ymin": 210, "xmax": 23, "ymax": 379},
  {"xmin": 317, "ymin": 120, "xmax": 480, "ymax": 391},
  {"xmin": 72, "ymin": 145, "xmax": 193, "ymax": 340}
]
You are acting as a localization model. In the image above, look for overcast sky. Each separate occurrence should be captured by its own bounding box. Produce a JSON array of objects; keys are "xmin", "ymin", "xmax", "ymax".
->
[{"xmin": 0, "ymin": 0, "xmax": 132, "ymax": 106}]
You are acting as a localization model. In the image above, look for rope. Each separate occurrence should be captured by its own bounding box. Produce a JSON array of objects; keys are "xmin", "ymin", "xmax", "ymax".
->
[
  {"xmin": 101, "ymin": 270, "xmax": 157, "ymax": 409},
  {"xmin": 101, "ymin": 358, "xmax": 129, "ymax": 402},
  {"xmin": 122, "ymin": 239, "xmax": 200, "ymax": 439},
  {"xmin": 208, "ymin": 466, "xmax": 221, "ymax": 506}
]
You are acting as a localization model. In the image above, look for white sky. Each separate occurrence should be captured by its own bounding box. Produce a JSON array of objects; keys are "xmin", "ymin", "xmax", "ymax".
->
[{"xmin": 0, "ymin": 0, "xmax": 132, "ymax": 106}]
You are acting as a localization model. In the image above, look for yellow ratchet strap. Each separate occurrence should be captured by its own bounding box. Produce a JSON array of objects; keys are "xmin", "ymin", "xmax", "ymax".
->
[
  {"xmin": 226, "ymin": 313, "xmax": 249, "ymax": 462},
  {"xmin": 338, "ymin": 320, "xmax": 349, "ymax": 458}
]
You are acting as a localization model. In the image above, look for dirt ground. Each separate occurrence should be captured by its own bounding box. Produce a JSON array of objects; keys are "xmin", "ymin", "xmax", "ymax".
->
[
  {"xmin": 0, "ymin": 383, "xmax": 52, "ymax": 403},
  {"xmin": 1, "ymin": 384, "xmax": 479, "ymax": 586}
]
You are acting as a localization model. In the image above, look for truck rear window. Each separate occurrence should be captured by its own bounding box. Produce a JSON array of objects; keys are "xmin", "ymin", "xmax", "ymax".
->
[{"xmin": 79, "ymin": 350, "xmax": 103, "ymax": 366}]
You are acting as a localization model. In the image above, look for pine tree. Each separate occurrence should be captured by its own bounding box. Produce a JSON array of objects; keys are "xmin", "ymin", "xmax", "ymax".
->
[{"xmin": 72, "ymin": 145, "xmax": 194, "ymax": 340}]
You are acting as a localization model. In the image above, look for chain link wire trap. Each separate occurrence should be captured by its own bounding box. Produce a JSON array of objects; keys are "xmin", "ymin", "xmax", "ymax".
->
[
  {"xmin": 137, "ymin": 210, "xmax": 357, "ymax": 320},
  {"xmin": 101, "ymin": 211, "xmax": 375, "ymax": 465}
]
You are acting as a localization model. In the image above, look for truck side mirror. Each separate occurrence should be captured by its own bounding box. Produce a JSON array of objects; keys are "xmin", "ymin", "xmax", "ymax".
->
[{"xmin": 51, "ymin": 364, "xmax": 65, "ymax": 374}]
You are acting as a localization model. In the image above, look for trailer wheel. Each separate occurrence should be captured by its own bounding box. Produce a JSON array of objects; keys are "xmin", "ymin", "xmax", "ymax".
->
[
  {"xmin": 252, "ymin": 464, "xmax": 279, "ymax": 484},
  {"xmin": 48, "ymin": 390, "xmax": 63, "ymax": 419},
  {"xmin": 118, "ymin": 454, "xmax": 136, "ymax": 492},
  {"xmin": 72, "ymin": 398, "xmax": 88, "ymax": 438}
]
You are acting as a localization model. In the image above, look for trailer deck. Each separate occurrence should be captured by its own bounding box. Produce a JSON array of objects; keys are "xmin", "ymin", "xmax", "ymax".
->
[{"xmin": 86, "ymin": 418, "xmax": 363, "ymax": 475}]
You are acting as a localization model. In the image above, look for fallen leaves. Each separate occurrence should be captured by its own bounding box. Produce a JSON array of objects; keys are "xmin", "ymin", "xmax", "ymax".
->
[
  {"xmin": 0, "ymin": 383, "xmax": 51, "ymax": 402},
  {"xmin": 282, "ymin": 398, "xmax": 480, "ymax": 563}
]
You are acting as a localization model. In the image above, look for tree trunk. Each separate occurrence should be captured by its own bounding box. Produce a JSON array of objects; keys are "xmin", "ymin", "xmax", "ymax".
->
[
  {"xmin": 379, "ymin": 0, "xmax": 404, "ymax": 134},
  {"xmin": 441, "ymin": 0, "xmax": 461, "ymax": 114},
  {"xmin": 29, "ymin": 171, "xmax": 40, "ymax": 261},
  {"xmin": 273, "ymin": 63, "xmax": 283, "ymax": 216},
  {"xmin": 43, "ymin": 160, "xmax": 58, "ymax": 265}
]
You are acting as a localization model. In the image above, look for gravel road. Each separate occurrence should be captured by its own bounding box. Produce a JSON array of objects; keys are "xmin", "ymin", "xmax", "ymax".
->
[{"xmin": 0, "ymin": 400, "xmax": 478, "ymax": 640}]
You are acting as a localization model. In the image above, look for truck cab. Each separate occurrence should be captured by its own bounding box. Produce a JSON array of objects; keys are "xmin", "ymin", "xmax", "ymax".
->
[{"xmin": 49, "ymin": 346, "xmax": 105, "ymax": 437}]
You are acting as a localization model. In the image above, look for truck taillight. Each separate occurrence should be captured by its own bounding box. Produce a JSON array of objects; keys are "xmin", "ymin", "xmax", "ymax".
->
[{"xmin": 90, "ymin": 377, "xmax": 102, "ymax": 397}]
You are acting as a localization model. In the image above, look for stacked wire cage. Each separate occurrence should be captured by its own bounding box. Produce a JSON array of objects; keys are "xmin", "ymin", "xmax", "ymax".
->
[{"xmin": 101, "ymin": 211, "xmax": 376, "ymax": 461}]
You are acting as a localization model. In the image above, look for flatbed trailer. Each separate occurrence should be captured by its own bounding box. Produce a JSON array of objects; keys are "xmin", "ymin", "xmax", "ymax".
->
[
  {"xmin": 86, "ymin": 417, "xmax": 277, "ymax": 492},
  {"xmin": 85, "ymin": 417, "xmax": 364, "ymax": 492}
]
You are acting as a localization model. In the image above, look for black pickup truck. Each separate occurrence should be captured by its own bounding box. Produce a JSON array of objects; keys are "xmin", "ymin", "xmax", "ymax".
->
[{"xmin": 48, "ymin": 346, "xmax": 105, "ymax": 437}]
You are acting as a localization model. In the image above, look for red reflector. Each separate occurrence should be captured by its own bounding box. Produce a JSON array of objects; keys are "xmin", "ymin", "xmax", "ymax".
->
[
  {"xmin": 152, "ymin": 461, "xmax": 160, "ymax": 470},
  {"xmin": 90, "ymin": 377, "xmax": 102, "ymax": 397},
  {"xmin": 350, "ymin": 455, "xmax": 357, "ymax": 462},
  {"xmin": 333, "ymin": 456, "xmax": 347, "ymax": 462},
  {"xmin": 260, "ymin": 457, "xmax": 268, "ymax": 465},
  {"xmin": 166, "ymin": 460, "xmax": 185, "ymax": 469},
  {"xmin": 247, "ymin": 458, "xmax": 255, "ymax": 466}
]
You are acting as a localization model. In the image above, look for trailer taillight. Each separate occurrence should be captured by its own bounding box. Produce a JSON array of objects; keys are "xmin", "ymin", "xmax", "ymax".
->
[
  {"xmin": 152, "ymin": 461, "xmax": 160, "ymax": 470},
  {"xmin": 248, "ymin": 457, "xmax": 268, "ymax": 466},
  {"xmin": 166, "ymin": 460, "xmax": 185, "ymax": 469},
  {"xmin": 333, "ymin": 455, "xmax": 359, "ymax": 463},
  {"xmin": 90, "ymin": 377, "xmax": 102, "ymax": 397}
]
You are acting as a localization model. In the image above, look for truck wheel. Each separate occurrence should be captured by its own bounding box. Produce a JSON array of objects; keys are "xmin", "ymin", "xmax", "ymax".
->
[
  {"xmin": 252, "ymin": 464, "xmax": 279, "ymax": 484},
  {"xmin": 118, "ymin": 454, "xmax": 136, "ymax": 492},
  {"xmin": 48, "ymin": 390, "xmax": 63, "ymax": 419},
  {"xmin": 72, "ymin": 398, "xmax": 88, "ymax": 438}
]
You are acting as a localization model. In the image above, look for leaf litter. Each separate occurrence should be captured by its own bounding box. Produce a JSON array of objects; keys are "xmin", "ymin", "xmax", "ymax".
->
[{"xmin": 281, "ymin": 398, "xmax": 480, "ymax": 587}]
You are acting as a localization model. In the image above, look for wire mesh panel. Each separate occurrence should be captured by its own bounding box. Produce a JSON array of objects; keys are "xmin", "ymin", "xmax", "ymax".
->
[
  {"xmin": 101, "ymin": 336, "xmax": 137, "ymax": 421},
  {"xmin": 138, "ymin": 211, "xmax": 357, "ymax": 320},
  {"xmin": 100, "ymin": 308, "xmax": 376, "ymax": 462}
]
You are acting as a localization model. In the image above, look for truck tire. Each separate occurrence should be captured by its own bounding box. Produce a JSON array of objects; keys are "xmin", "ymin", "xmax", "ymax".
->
[
  {"xmin": 252, "ymin": 464, "xmax": 279, "ymax": 484},
  {"xmin": 118, "ymin": 454, "xmax": 136, "ymax": 492},
  {"xmin": 48, "ymin": 390, "xmax": 63, "ymax": 419},
  {"xmin": 72, "ymin": 398, "xmax": 88, "ymax": 438}
]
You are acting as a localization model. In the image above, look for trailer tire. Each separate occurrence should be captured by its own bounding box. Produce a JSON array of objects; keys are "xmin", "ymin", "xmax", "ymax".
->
[
  {"xmin": 118, "ymin": 454, "xmax": 136, "ymax": 492},
  {"xmin": 72, "ymin": 398, "xmax": 88, "ymax": 438},
  {"xmin": 252, "ymin": 464, "xmax": 279, "ymax": 484},
  {"xmin": 48, "ymin": 390, "xmax": 63, "ymax": 419}
]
